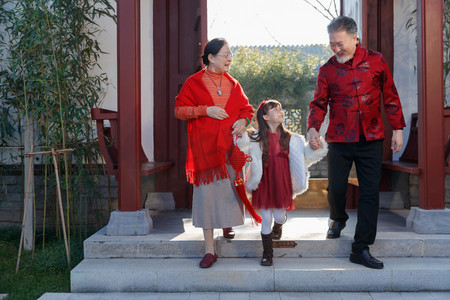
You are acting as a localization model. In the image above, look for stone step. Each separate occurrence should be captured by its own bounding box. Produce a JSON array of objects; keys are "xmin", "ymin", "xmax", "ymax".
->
[
  {"xmin": 84, "ymin": 230, "xmax": 450, "ymax": 259},
  {"xmin": 70, "ymin": 257, "xmax": 450, "ymax": 293},
  {"xmin": 38, "ymin": 291, "xmax": 450, "ymax": 300},
  {"xmin": 84, "ymin": 209, "xmax": 450, "ymax": 259}
]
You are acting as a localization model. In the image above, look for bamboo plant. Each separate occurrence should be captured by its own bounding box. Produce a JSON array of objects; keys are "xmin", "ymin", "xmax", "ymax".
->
[{"xmin": 0, "ymin": 0, "xmax": 116, "ymax": 250}]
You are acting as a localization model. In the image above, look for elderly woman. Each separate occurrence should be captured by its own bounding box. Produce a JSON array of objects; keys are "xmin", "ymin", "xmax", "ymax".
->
[{"xmin": 175, "ymin": 38, "xmax": 254, "ymax": 268}]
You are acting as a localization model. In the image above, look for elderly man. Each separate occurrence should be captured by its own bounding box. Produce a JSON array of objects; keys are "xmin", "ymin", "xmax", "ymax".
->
[{"xmin": 307, "ymin": 16, "xmax": 406, "ymax": 269}]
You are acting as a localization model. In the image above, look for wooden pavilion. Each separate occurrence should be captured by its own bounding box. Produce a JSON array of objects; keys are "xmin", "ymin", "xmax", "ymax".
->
[{"xmin": 100, "ymin": 0, "xmax": 449, "ymax": 234}]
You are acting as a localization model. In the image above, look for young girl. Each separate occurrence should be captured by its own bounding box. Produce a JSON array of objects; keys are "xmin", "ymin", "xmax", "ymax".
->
[{"xmin": 238, "ymin": 100, "xmax": 327, "ymax": 266}]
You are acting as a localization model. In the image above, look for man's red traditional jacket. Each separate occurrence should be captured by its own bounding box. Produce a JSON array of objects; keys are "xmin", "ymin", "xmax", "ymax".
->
[{"xmin": 307, "ymin": 45, "xmax": 406, "ymax": 143}]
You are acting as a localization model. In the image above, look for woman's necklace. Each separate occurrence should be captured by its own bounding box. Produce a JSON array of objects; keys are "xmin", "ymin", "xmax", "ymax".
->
[{"xmin": 205, "ymin": 70, "xmax": 223, "ymax": 96}]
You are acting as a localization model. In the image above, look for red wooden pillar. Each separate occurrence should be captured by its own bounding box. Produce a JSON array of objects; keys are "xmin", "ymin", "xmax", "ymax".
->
[
  {"xmin": 417, "ymin": 0, "xmax": 445, "ymax": 209},
  {"xmin": 117, "ymin": 0, "xmax": 142, "ymax": 211}
]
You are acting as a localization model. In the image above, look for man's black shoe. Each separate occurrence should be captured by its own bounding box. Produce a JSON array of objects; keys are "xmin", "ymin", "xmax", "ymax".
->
[
  {"xmin": 326, "ymin": 221, "xmax": 346, "ymax": 239},
  {"xmin": 349, "ymin": 249, "xmax": 384, "ymax": 269}
]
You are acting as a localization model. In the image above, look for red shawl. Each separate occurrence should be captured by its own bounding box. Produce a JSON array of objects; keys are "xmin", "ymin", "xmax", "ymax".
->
[{"xmin": 175, "ymin": 69, "xmax": 254, "ymax": 186}]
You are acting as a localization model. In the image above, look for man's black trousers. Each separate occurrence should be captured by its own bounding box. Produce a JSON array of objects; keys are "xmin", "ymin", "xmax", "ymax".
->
[{"xmin": 327, "ymin": 135, "xmax": 384, "ymax": 254}]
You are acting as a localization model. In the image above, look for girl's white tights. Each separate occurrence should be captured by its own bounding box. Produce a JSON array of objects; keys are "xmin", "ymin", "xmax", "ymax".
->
[{"xmin": 260, "ymin": 208, "xmax": 287, "ymax": 235}]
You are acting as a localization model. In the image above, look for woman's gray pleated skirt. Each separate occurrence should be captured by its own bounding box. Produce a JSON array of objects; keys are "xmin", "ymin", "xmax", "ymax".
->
[{"xmin": 192, "ymin": 163, "xmax": 244, "ymax": 229}]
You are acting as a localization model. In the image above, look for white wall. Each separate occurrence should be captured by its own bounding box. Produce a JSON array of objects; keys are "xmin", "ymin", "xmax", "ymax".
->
[
  {"xmin": 393, "ymin": 0, "xmax": 417, "ymax": 160},
  {"xmin": 96, "ymin": 0, "xmax": 154, "ymax": 161},
  {"xmin": 95, "ymin": 2, "xmax": 117, "ymax": 112},
  {"xmin": 342, "ymin": 0, "xmax": 363, "ymax": 42},
  {"xmin": 140, "ymin": 0, "xmax": 154, "ymax": 161}
]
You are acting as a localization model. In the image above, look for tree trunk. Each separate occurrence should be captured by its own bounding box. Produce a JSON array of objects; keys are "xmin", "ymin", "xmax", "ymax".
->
[{"xmin": 23, "ymin": 116, "xmax": 34, "ymax": 250}]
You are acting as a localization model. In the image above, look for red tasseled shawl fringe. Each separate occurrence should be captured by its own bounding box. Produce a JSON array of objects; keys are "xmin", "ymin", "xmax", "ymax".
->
[{"xmin": 186, "ymin": 165, "xmax": 230, "ymax": 187}]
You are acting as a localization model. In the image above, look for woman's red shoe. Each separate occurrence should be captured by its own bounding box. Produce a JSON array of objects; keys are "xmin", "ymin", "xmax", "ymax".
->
[
  {"xmin": 199, "ymin": 253, "xmax": 218, "ymax": 268},
  {"xmin": 222, "ymin": 227, "xmax": 235, "ymax": 239}
]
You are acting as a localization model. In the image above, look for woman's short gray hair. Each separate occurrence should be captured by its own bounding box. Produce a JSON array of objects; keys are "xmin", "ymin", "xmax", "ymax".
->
[{"xmin": 327, "ymin": 16, "xmax": 358, "ymax": 35}]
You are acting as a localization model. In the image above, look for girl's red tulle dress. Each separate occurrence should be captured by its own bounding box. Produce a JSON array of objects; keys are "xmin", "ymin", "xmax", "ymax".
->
[{"xmin": 251, "ymin": 131, "xmax": 295, "ymax": 210}]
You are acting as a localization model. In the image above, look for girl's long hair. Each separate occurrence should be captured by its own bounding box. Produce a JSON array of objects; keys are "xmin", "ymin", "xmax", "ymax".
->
[{"xmin": 250, "ymin": 100, "xmax": 291, "ymax": 168}]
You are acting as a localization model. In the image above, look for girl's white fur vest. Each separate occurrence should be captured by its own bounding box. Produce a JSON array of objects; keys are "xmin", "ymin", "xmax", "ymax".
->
[{"xmin": 237, "ymin": 131, "xmax": 328, "ymax": 198}]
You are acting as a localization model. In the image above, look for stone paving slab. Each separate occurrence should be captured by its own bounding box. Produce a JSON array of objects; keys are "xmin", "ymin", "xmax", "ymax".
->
[
  {"xmin": 158, "ymin": 257, "xmax": 273, "ymax": 292},
  {"xmin": 71, "ymin": 257, "xmax": 450, "ymax": 293},
  {"xmin": 71, "ymin": 258, "xmax": 162, "ymax": 292},
  {"xmin": 38, "ymin": 292, "xmax": 450, "ymax": 300}
]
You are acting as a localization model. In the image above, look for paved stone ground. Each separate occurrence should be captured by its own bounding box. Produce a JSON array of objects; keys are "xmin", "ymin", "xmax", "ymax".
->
[{"xmin": 39, "ymin": 291, "xmax": 450, "ymax": 299}]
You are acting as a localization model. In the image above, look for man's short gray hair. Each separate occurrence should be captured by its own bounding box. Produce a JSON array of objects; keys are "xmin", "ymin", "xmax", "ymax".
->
[{"xmin": 327, "ymin": 16, "xmax": 358, "ymax": 35}]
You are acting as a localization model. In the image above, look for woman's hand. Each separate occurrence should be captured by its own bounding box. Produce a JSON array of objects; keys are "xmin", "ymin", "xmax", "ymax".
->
[
  {"xmin": 232, "ymin": 118, "xmax": 247, "ymax": 137},
  {"xmin": 207, "ymin": 106, "xmax": 229, "ymax": 120}
]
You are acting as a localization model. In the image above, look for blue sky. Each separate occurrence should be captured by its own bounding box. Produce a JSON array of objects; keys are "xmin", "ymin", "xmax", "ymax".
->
[{"xmin": 207, "ymin": 0, "xmax": 340, "ymax": 46}]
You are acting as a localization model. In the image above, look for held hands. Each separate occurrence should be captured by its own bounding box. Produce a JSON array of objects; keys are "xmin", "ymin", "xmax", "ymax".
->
[
  {"xmin": 206, "ymin": 106, "xmax": 246, "ymax": 137},
  {"xmin": 232, "ymin": 118, "xmax": 247, "ymax": 137},
  {"xmin": 207, "ymin": 106, "xmax": 229, "ymax": 120},
  {"xmin": 307, "ymin": 127, "xmax": 323, "ymax": 150},
  {"xmin": 391, "ymin": 129, "xmax": 403, "ymax": 154}
]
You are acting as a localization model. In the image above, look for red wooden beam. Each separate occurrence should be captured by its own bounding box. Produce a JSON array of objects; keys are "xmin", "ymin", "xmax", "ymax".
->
[
  {"xmin": 117, "ymin": 0, "xmax": 142, "ymax": 211},
  {"xmin": 417, "ymin": 0, "xmax": 445, "ymax": 209}
]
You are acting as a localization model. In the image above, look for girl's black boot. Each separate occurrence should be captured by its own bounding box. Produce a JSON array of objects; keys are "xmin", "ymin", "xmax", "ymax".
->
[
  {"xmin": 261, "ymin": 233, "xmax": 273, "ymax": 266},
  {"xmin": 272, "ymin": 215, "xmax": 287, "ymax": 240},
  {"xmin": 272, "ymin": 222, "xmax": 283, "ymax": 240}
]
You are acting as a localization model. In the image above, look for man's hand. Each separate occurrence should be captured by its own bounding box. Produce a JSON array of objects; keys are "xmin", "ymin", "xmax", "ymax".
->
[
  {"xmin": 207, "ymin": 106, "xmax": 229, "ymax": 120},
  {"xmin": 308, "ymin": 127, "xmax": 322, "ymax": 150},
  {"xmin": 232, "ymin": 118, "xmax": 247, "ymax": 137},
  {"xmin": 391, "ymin": 129, "xmax": 403, "ymax": 154}
]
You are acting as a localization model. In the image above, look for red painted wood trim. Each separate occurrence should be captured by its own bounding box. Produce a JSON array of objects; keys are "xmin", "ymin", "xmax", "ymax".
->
[
  {"xmin": 382, "ymin": 161, "xmax": 420, "ymax": 175},
  {"xmin": 444, "ymin": 108, "xmax": 450, "ymax": 146},
  {"xmin": 361, "ymin": 0, "xmax": 368, "ymax": 48},
  {"xmin": 91, "ymin": 108, "xmax": 118, "ymax": 120},
  {"xmin": 91, "ymin": 108, "xmax": 119, "ymax": 177},
  {"xmin": 153, "ymin": 0, "xmax": 169, "ymax": 164},
  {"xmin": 378, "ymin": 0, "xmax": 394, "ymax": 163},
  {"xmin": 365, "ymin": 0, "xmax": 379, "ymax": 51},
  {"xmin": 91, "ymin": 107, "xmax": 173, "ymax": 180},
  {"xmin": 417, "ymin": 0, "xmax": 445, "ymax": 209},
  {"xmin": 153, "ymin": 0, "xmax": 205, "ymax": 208},
  {"xmin": 201, "ymin": 0, "xmax": 207, "ymax": 47},
  {"xmin": 361, "ymin": 0, "xmax": 394, "ymax": 190},
  {"xmin": 141, "ymin": 161, "xmax": 174, "ymax": 175},
  {"xmin": 117, "ymin": 0, "xmax": 142, "ymax": 211},
  {"xmin": 379, "ymin": 1, "xmax": 394, "ymax": 72}
]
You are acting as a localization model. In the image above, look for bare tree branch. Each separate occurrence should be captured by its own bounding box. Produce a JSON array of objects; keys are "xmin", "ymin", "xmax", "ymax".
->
[
  {"xmin": 312, "ymin": 0, "xmax": 336, "ymax": 19},
  {"xmin": 302, "ymin": 0, "xmax": 333, "ymax": 20},
  {"xmin": 326, "ymin": 0, "xmax": 332, "ymax": 11},
  {"xmin": 263, "ymin": 24, "xmax": 283, "ymax": 46},
  {"xmin": 301, "ymin": 0, "xmax": 339, "ymax": 20},
  {"xmin": 333, "ymin": 0, "xmax": 339, "ymax": 17}
]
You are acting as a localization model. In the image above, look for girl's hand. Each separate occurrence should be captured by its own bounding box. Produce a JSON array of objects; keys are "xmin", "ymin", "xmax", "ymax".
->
[
  {"xmin": 207, "ymin": 106, "xmax": 229, "ymax": 120},
  {"xmin": 307, "ymin": 128, "xmax": 322, "ymax": 150},
  {"xmin": 309, "ymin": 141, "xmax": 320, "ymax": 150},
  {"xmin": 232, "ymin": 118, "xmax": 247, "ymax": 137}
]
